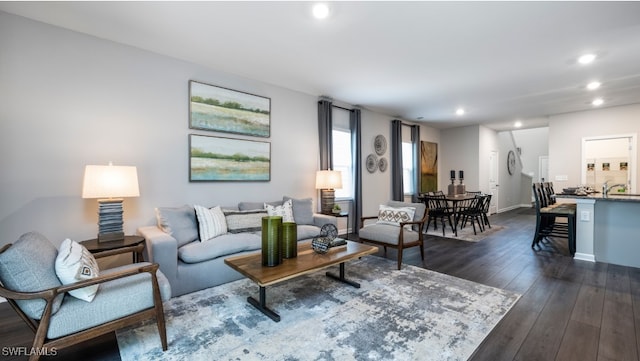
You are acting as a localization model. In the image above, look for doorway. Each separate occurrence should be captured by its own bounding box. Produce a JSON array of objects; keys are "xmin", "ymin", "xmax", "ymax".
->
[{"xmin": 489, "ymin": 150, "xmax": 499, "ymax": 214}]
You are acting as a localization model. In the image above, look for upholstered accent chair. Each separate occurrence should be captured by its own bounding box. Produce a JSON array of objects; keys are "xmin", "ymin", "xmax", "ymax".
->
[
  {"xmin": 359, "ymin": 201, "xmax": 429, "ymax": 270},
  {"xmin": 0, "ymin": 232, "xmax": 171, "ymax": 361}
]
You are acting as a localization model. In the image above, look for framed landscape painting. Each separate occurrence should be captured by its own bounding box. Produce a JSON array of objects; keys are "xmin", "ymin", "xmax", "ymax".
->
[
  {"xmin": 189, "ymin": 134, "xmax": 271, "ymax": 182},
  {"xmin": 189, "ymin": 80, "xmax": 271, "ymax": 137}
]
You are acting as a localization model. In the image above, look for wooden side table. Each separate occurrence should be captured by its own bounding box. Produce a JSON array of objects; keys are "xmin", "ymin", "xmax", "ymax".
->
[
  {"xmin": 332, "ymin": 212, "xmax": 350, "ymax": 239},
  {"xmin": 81, "ymin": 235, "xmax": 145, "ymax": 263}
]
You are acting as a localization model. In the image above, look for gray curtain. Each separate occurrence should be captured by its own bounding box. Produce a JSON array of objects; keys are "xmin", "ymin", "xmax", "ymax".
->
[
  {"xmin": 318, "ymin": 99, "xmax": 333, "ymax": 170},
  {"xmin": 350, "ymin": 108, "xmax": 362, "ymax": 234},
  {"xmin": 391, "ymin": 119, "xmax": 404, "ymax": 201},
  {"xmin": 411, "ymin": 124, "xmax": 421, "ymax": 201}
]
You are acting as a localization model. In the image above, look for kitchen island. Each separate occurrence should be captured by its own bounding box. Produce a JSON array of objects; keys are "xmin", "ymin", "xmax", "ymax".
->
[{"xmin": 557, "ymin": 193, "xmax": 640, "ymax": 268}]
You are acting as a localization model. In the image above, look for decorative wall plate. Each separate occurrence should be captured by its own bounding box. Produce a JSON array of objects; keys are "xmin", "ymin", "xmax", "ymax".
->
[
  {"xmin": 507, "ymin": 150, "xmax": 516, "ymax": 175},
  {"xmin": 378, "ymin": 157, "xmax": 388, "ymax": 172},
  {"xmin": 374, "ymin": 135, "xmax": 387, "ymax": 155},
  {"xmin": 366, "ymin": 154, "xmax": 378, "ymax": 173}
]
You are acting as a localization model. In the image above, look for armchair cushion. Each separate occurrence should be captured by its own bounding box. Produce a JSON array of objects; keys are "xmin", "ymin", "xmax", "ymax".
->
[
  {"xmin": 376, "ymin": 205, "xmax": 416, "ymax": 226},
  {"xmin": 0, "ymin": 232, "xmax": 64, "ymax": 319},
  {"xmin": 359, "ymin": 224, "xmax": 421, "ymax": 245},
  {"xmin": 55, "ymin": 238, "xmax": 100, "ymax": 302},
  {"xmin": 46, "ymin": 262, "xmax": 171, "ymax": 339},
  {"xmin": 283, "ymin": 196, "xmax": 314, "ymax": 225},
  {"xmin": 155, "ymin": 205, "xmax": 198, "ymax": 247}
]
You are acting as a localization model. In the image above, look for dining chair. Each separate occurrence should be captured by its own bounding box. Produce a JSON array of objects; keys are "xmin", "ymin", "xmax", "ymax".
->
[
  {"xmin": 455, "ymin": 196, "xmax": 485, "ymax": 235},
  {"xmin": 423, "ymin": 195, "xmax": 455, "ymax": 236}
]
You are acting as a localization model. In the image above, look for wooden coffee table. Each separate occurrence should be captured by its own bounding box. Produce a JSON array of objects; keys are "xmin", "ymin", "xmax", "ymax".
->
[{"xmin": 224, "ymin": 240, "xmax": 378, "ymax": 322}]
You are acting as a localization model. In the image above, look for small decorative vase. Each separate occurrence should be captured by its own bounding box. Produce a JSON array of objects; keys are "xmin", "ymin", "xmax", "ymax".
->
[
  {"xmin": 261, "ymin": 216, "xmax": 282, "ymax": 267},
  {"xmin": 282, "ymin": 222, "xmax": 297, "ymax": 259}
]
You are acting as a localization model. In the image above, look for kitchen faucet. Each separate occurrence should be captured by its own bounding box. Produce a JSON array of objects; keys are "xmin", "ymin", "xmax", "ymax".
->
[{"xmin": 602, "ymin": 181, "xmax": 627, "ymax": 198}]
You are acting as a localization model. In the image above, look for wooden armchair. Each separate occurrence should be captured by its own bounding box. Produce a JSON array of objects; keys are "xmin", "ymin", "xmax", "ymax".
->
[
  {"xmin": 0, "ymin": 232, "xmax": 171, "ymax": 361},
  {"xmin": 358, "ymin": 201, "xmax": 429, "ymax": 270}
]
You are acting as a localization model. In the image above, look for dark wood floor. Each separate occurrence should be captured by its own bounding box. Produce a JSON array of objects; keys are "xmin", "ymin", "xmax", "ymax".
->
[{"xmin": 2, "ymin": 207, "xmax": 639, "ymax": 360}]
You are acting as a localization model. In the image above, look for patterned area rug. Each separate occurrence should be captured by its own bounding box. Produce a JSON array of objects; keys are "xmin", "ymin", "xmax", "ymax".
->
[
  {"xmin": 117, "ymin": 256, "xmax": 520, "ymax": 361},
  {"xmin": 425, "ymin": 223, "xmax": 505, "ymax": 242}
]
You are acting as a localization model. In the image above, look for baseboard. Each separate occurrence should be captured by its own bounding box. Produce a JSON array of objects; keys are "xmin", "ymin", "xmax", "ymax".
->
[
  {"xmin": 497, "ymin": 204, "xmax": 529, "ymax": 213},
  {"xmin": 573, "ymin": 253, "xmax": 596, "ymax": 263}
]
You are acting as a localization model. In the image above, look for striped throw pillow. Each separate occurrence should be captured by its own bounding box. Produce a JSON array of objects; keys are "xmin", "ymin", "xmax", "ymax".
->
[
  {"xmin": 223, "ymin": 209, "xmax": 268, "ymax": 233},
  {"xmin": 194, "ymin": 205, "xmax": 228, "ymax": 242}
]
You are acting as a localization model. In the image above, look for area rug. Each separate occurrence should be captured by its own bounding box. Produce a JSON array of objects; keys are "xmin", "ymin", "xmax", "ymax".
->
[
  {"xmin": 425, "ymin": 223, "xmax": 505, "ymax": 242},
  {"xmin": 116, "ymin": 256, "xmax": 520, "ymax": 361}
]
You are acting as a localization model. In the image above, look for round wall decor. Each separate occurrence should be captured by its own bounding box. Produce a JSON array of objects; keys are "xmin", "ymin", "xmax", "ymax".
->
[
  {"xmin": 378, "ymin": 157, "xmax": 388, "ymax": 172},
  {"xmin": 366, "ymin": 154, "xmax": 378, "ymax": 173},
  {"xmin": 374, "ymin": 134, "xmax": 387, "ymax": 155},
  {"xmin": 507, "ymin": 150, "xmax": 516, "ymax": 175}
]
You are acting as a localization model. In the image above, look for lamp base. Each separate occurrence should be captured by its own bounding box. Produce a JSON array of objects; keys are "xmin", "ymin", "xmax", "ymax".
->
[
  {"xmin": 320, "ymin": 189, "xmax": 335, "ymax": 215},
  {"xmin": 97, "ymin": 199, "xmax": 125, "ymax": 243}
]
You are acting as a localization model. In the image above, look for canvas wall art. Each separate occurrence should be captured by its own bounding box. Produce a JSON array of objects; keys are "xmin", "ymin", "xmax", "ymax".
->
[
  {"xmin": 189, "ymin": 134, "xmax": 270, "ymax": 182},
  {"xmin": 420, "ymin": 141, "xmax": 438, "ymax": 192},
  {"xmin": 189, "ymin": 80, "xmax": 271, "ymax": 137}
]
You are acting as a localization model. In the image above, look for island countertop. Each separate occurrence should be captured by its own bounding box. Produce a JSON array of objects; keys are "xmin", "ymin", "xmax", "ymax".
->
[{"xmin": 556, "ymin": 193, "xmax": 640, "ymax": 203}]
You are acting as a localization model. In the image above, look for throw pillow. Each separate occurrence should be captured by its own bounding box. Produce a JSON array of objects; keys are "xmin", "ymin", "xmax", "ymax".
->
[
  {"xmin": 155, "ymin": 205, "xmax": 199, "ymax": 247},
  {"xmin": 223, "ymin": 209, "xmax": 268, "ymax": 233},
  {"xmin": 194, "ymin": 205, "xmax": 228, "ymax": 241},
  {"xmin": 283, "ymin": 196, "xmax": 314, "ymax": 225},
  {"xmin": 376, "ymin": 205, "xmax": 416, "ymax": 226},
  {"xmin": 0, "ymin": 232, "xmax": 64, "ymax": 319},
  {"xmin": 55, "ymin": 238, "xmax": 100, "ymax": 302},
  {"xmin": 265, "ymin": 199, "xmax": 295, "ymax": 223}
]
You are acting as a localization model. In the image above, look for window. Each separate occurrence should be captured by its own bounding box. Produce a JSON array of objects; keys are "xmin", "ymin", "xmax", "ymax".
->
[
  {"xmin": 402, "ymin": 141, "xmax": 415, "ymax": 194},
  {"xmin": 332, "ymin": 108, "xmax": 353, "ymax": 199}
]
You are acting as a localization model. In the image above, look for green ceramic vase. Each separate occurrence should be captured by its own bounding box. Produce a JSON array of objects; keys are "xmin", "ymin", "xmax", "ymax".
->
[
  {"xmin": 261, "ymin": 216, "xmax": 282, "ymax": 267},
  {"xmin": 282, "ymin": 222, "xmax": 297, "ymax": 259}
]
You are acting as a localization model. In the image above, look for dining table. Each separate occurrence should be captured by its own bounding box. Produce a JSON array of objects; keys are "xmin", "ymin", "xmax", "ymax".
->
[{"xmin": 418, "ymin": 193, "xmax": 478, "ymax": 236}]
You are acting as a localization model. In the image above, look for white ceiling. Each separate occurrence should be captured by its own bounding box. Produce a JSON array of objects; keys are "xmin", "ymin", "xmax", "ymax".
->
[{"xmin": 3, "ymin": 1, "xmax": 640, "ymax": 131}]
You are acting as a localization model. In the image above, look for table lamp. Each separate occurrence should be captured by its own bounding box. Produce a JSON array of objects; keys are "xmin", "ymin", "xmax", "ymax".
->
[
  {"xmin": 315, "ymin": 170, "xmax": 342, "ymax": 214},
  {"xmin": 82, "ymin": 163, "xmax": 140, "ymax": 242}
]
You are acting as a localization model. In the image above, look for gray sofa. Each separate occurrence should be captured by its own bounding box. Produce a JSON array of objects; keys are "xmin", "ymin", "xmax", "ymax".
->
[{"xmin": 137, "ymin": 196, "xmax": 336, "ymax": 297}]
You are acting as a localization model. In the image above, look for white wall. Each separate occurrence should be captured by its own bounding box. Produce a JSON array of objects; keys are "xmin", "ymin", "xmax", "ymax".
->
[
  {"xmin": 0, "ymin": 12, "xmax": 441, "ymax": 245},
  {"xmin": 548, "ymin": 103, "xmax": 640, "ymax": 192},
  {"xmin": 440, "ymin": 125, "xmax": 480, "ymax": 191}
]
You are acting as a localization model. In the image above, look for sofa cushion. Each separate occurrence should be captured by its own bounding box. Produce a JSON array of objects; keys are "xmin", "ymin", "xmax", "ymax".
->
[
  {"xmin": 194, "ymin": 205, "xmax": 228, "ymax": 242},
  {"xmin": 155, "ymin": 205, "xmax": 198, "ymax": 247},
  {"xmin": 55, "ymin": 239, "xmax": 100, "ymax": 302},
  {"xmin": 283, "ymin": 196, "xmax": 314, "ymax": 225},
  {"xmin": 297, "ymin": 225, "xmax": 321, "ymax": 241},
  {"xmin": 376, "ymin": 205, "xmax": 416, "ymax": 226},
  {"xmin": 178, "ymin": 233, "xmax": 261, "ymax": 263},
  {"xmin": 0, "ymin": 232, "xmax": 64, "ymax": 320},
  {"xmin": 238, "ymin": 200, "xmax": 281, "ymax": 211},
  {"xmin": 223, "ymin": 209, "xmax": 268, "ymax": 233},
  {"xmin": 265, "ymin": 199, "xmax": 295, "ymax": 222}
]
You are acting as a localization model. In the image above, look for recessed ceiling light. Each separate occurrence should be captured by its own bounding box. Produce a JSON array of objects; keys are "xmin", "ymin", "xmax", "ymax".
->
[
  {"xmin": 312, "ymin": 3, "xmax": 330, "ymax": 19},
  {"xmin": 586, "ymin": 81, "xmax": 601, "ymax": 90},
  {"xmin": 514, "ymin": 120, "xmax": 522, "ymax": 128},
  {"xmin": 455, "ymin": 108, "xmax": 465, "ymax": 116},
  {"xmin": 578, "ymin": 53, "xmax": 596, "ymax": 65},
  {"xmin": 592, "ymin": 98, "xmax": 604, "ymax": 106}
]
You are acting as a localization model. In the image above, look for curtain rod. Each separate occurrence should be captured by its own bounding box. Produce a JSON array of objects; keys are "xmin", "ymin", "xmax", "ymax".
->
[{"xmin": 331, "ymin": 105, "xmax": 352, "ymax": 111}]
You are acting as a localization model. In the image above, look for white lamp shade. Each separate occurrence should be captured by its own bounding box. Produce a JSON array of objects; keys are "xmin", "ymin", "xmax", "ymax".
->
[
  {"xmin": 82, "ymin": 165, "xmax": 140, "ymax": 199},
  {"xmin": 315, "ymin": 170, "xmax": 343, "ymax": 189}
]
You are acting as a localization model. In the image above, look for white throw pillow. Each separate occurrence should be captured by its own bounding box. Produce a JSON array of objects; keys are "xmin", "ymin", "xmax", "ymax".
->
[
  {"xmin": 265, "ymin": 199, "xmax": 295, "ymax": 223},
  {"xmin": 376, "ymin": 205, "xmax": 416, "ymax": 226},
  {"xmin": 55, "ymin": 238, "xmax": 100, "ymax": 302},
  {"xmin": 194, "ymin": 205, "xmax": 228, "ymax": 241}
]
